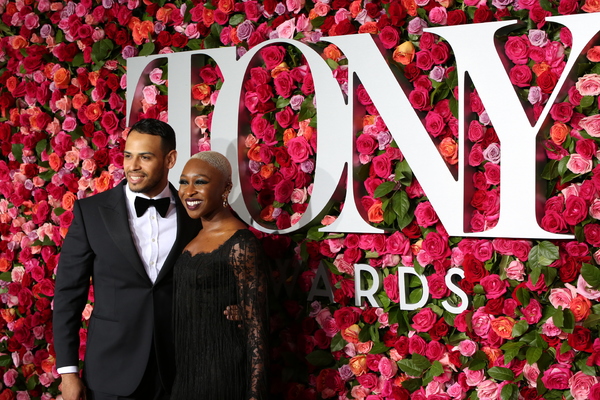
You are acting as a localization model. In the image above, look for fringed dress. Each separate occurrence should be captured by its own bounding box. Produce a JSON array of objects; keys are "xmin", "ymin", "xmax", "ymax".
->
[{"xmin": 172, "ymin": 229, "xmax": 268, "ymax": 399}]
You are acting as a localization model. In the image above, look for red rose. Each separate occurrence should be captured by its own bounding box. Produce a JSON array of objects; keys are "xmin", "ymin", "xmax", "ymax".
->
[
  {"xmin": 274, "ymin": 71, "xmax": 295, "ymax": 98},
  {"xmin": 171, "ymin": 32, "xmax": 188, "ymax": 48},
  {"xmin": 408, "ymin": 87, "xmax": 431, "ymax": 111},
  {"xmin": 447, "ymin": 9, "xmax": 467, "ymax": 25},
  {"xmin": 541, "ymin": 210, "xmax": 567, "ymax": 233},
  {"xmin": 429, "ymin": 319, "xmax": 449, "ymax": 340},
  {"xmin": 430, "ymin": 42, "xmax": 450, "ymax": 64},
  {"xmin": 274, "ymin": 179, "xmax": 294, "ymax": 203},
  {"xmin": 558, "ymin": 258, "xmax": 581, "ymax": 283},
  {"xmin": 568, "ymin": 326, "xmax": 593, "ymax": 352},
  {"xmin": 509, "ymin": 65, "xmax": 532, "ymax": 87},
  {"xmin": 537, "ymin": 70, "xmax": 559, "ymax": 94},
  {"xmin": 473, "ymin": 5, "xmax": 493, "ymax": 23},
  {"xmin": 379, "ymin": 26, "xmax": 399, "ymax": 49},
  {"xmin": 585, "ymin": 223, "xmax": 600, "ymax": 247},
  {"xmin": 260, "ymin": 45, "xmax": 286, "ymax": 69},
  {"xmin": 463, "ymin": 254, "xmax": 488, "ymax": 283},
  {"xmin": 333, "ymin": 307, "xmax": 359, "ymax": 330},
  {"xmin": 371, "ymin": 154, "xmax": 392, "ymax": 178},
  {"xmin": 563, "ymin": 195, "xmax": 587, "ymax": 225},
  {"xmin": 422, "ymin": 231, "xmax": 451, "ymax": 260}
]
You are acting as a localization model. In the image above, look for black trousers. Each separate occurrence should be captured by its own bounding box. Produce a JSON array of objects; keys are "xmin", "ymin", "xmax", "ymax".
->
[{"xmin": 87, "ymin": 345, "xmax": 168, "ymax": 400}]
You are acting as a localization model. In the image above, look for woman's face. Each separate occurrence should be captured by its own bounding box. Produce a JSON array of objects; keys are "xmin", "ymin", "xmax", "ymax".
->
[{"xmin": 178, "ymin": 158, "xmax": 227, "ymax": 219}]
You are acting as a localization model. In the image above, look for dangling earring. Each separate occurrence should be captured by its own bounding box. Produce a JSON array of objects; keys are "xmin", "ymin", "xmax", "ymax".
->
[{"xmin": 222, "ymin": 192, "xmax": 229, "ymax": 208}]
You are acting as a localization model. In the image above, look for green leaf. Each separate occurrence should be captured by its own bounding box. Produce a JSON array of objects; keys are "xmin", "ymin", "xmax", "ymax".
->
[
  {"xmin": 581, "ymin": 263, "xmax": 600, "ymax": 289},
  {"xmin": 412, "ymin": 353, "xmax": 432, "ymax": 370},
  {"xmin": 325, "ymin": 58, "xmax": 339, "ymax": 70},
  {"xmin": 12, "ymin": 143, "xmax": 24, "ymax": 163},
  {"xmin": 330, "ymin": 332, "xmax": 346, "ymax": 352},
  {"xmin": 562, "ymin": 309, "xmax": 575, "ymax": 332},
  {"xmin": 394, "ymin": 160, "xmax": 413, "ymax": 185},
  {"xmin": 369, "ymin": 342, "xmax": 391, "ymax": 354},
  {"xmin": 276, "ymin": 97, "xmax": 290, "ymax": 109},
  {"xmin": 358, "ymin": 326, "xmax": 371, "ymax": 342},
  {"xmin": 72, "ymin": 52, "xmax": 85, "ymax": 67},
  {"xmin": 430, "ymin": 360, "xmax": 444, "ymax": 377},
  {"xmin": 398, "ymin": 355, "xmax": 431, "ymax": 377},
  {"xmin": 552, "ymin": 308, "xmax": 564, "ymax": 328},
  {"xmin": 0, "ymin": 355, "xmax": 11, "ymax": 367},
  {"xmin": 528, "ymin": 241, "xmax": 559, "ymax": 270},
  {"xmin": 35, "ymin": 139, "xmax": 48, "ymax": 157},
  {"xmin": 91, "ymin": 39, "xmax": 114, "ymax": 64},
  {"xmin": 306, "ymin": 350, "xmax": 334, "ymax": 367},
  {"xmin": 525, "ymin": 346, "xmax": 542, "ymax": 365},
  {"xmin": 401, "ymin": 378, "xmax": 423, "ymax": 392},
  {"xmin": 488, "ymin": 366, "xmax": 515, "ymax": 381},
  {"xmin": 306, "ymin": 226, "xmax": 325, "ymax": 240},
  {"xmin": 298, "ymin": 97, "xmax": 316, "ymax": 121},
  {"xmin": 541, "ymin": 160, "xmax": 559, "ymax": 180},
  {"xmin": 516, "ymin": 287, "xmax": 530, "ymax": 307},
  {"xmin": 501, "ymin": 383, "xmax": 519, "ymax": 400},
  {"xmin": 511, "ymin": 319, "xmax": 530, "ymax": 338},
  {"xmin": 468, "ymin": 359, "xmax": 487, "ymax": 371},
  {"xmin": 187, "ymin": 39, "xmax": 203, "ymax": 50},
  {"xmin": 580, "ymin": 96, "xmax": 595, "ymax": 108},
  {"xmin": 229, "ymin": 13, "xmax": 245, "ymax": 26},
  {"xmin": 374, "ymin": 181, "xmax": 396, "ymax": 198},
  {"xmin": 139, "ymin": 42, "xmax": 156, "ymax": 57}
]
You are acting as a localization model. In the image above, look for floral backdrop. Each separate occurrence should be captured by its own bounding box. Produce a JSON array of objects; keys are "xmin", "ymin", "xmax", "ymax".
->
[{"xmin": 2, "ymin": 0, "xmax": 600, "ymax": 399}]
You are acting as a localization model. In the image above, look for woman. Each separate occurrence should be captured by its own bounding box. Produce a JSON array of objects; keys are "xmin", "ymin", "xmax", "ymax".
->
[{"xmin": 172, "ymin": 151, "xmax": 268, "ymax": 399}]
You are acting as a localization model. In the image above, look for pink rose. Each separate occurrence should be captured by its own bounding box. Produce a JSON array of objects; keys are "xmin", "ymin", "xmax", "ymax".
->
[
  {"xmin": 504, "ymin": 35, "xmax": 530, "ymax": 64},
  {"xmin": 385, "ymin": 231, "xmax": 410, "ymax": 256},
  {"xmin": 549, "ymin": 288, "xmax": 574, "ymax": 309},
  {"xmin": 579, "ymin": 114, "xmax": 600, "ymax": 137},
  {"xmin": 576, "ymin": 74, "xmax": 600, "ymax": 96},
  {"xmin": 522, "ymin": 298, "xmax": 542, "ymax": 324},
  {"xmin": 505, "ymin": 260, "xmax": 525, "ymax": 281},
  {"xmin": 356, "ymin": 134, "xmax": 378, "ymax": 155},
  {"xmin": 570, "ymin": 371, "xmax": 598, "ymax": 400},
  {"xmin": 408, "ymin": 87, "xmax": 431, "ymax": 111},
  {"xmin": 274, "ymin": 71, "xmax": 296, "ymax": 98},
  {"xmin": 427, "ymin": 274, "xmax": 449, "ymax": 299},
  {"xmin": 523, "ymin": 363, "xmax": 540, "ymax": 387},
  {"xmin": 383, "ymin": 273, "xmax": 400, "ymax": 303},
  {"xmin": 414, "ymin": 201, "xmax": 439, "ymax": 228},
  {"xmin": 567, "ymin": 154, "xmax": 593, "ymax": 174},
  {"xmin": 476, "ymin": 379, "xmax": 499, "ymax": 400},
  {"xmin": 542, "ymin": 364, "xmax": 573, "ymax": 390},
  {"xmin": 286, "ymin": 136, "xmax": 312, "ymax": 163},
  {"xmin": 411, "ymin": 308, "xmax": 437, "ymax": 332},
  {"xmin": 471, "ymin": 308, "xmax": 492, "ymax": 338},
  {"xmin": 408, "ymin": 334, "xmax": 427, "ymax": 355},
  {"xmin": 509, "ymin": 64, "xmax": 532, "ymax": 87},
  {"xmin": 3, "ymin": 368, "xmax": 18, "ymax": 387},
  {"xmin": 457, "ymin": 339, "xmax": 477, "ymax": 357},
  {"xmin": 422, "ymin": 231, "xmax": 451, "ymax": 260},
  {"xmin": 371, "ymin": 154, "xmax": 392, "ymax": 178},
  {"xmin": 480, "ymin": 274, "xmax": 507, "ymax": 299},
  {"xmin": 378, "ymin": 357, "xmax": 397, "ymax": 380},
  {"xmin": 464, "ymin": 368, "xmax": 485, "ymax": 387},
  {"xmin": 590, "ymin": 383, "xmax": 600, "ymax": 400}
]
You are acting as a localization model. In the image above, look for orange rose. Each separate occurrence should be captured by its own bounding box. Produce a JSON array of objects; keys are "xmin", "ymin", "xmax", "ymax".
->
[
  {"xmin": 230, "ymin": 27, "xmax": 242, "ymax": 45},
  {"xmin": 0, "ymin": 308, "xmax": 15, "ymax": 322},
  {"xmin": 363, "ymin": 115, "xmax": 376, "ymax": 127},
  {"xmin": 88, "ymin": 71, "xmax": 100, "ymax": 87},
  {"xmin": 402, "ymin": 0, "xmax": 418, "ymax": 16},
  {"xmin": 298, "ymin": 120, "xmax": 313, "ymax": 141},
  {"xmin": 349, "ymin": 0, "xmax": 362, "ymax": 17},
  {"xmin": 550, "ymin": 121, "xmax": 569, "ymax": 145},
  {"xmin": 94, "ymin": 170, "xmax": 111, "ymax": 193},
  {"xmin": 271, "ymin": 62, "xmax": 290, "ymax": 78},
  {"xmin": 11, "ymin": 35, "xmax": 28, "ymax": 49},
  {"xmin": 323, "ymin": 44, "xmax": 343, "ymax": 62},
  {"xmin": 72, "ymin": 93, "xmax": 89, "ymax": 110},
  {"xmin": 358, "ymin": 21, "xmax": 379, "ymax": 34},
  {"xmin": 570, "ymin": 295, "xmax": 592, "ymax": 322},
  {"xmin": 260, "ymin": 205, "xmax": 275, "ymax": 222},
  {"xmin": 439, "ymin": 137, "xmax": 458, "ymax": 165},
  {"xmin": 437, "ymin": 0, "xmax": 454, "ymax": 7},
  {"xmin": 247, "ymin": 144, "xmax": 262, "ymax": 162},
  {"xmin": 482, "ymin": 346, "xmax": 503, "ymax": 364},
  {"xmin": 85, "ymin": 102, "xmax": 104, "ymax": 122},
  {"xmin": 356, "ymin": 341, "xmax": 373, "ymax": 354},
  {"xmin": 21, "ymin": 364, "xmax": 35, "ymax": 379},
  {"xmin": 532, "ymin": 62, "xmax": 550, "ymax": 77},
  {"xmin": 132, "ymin": 19, "xmax": 154, "ymax": 45},
  {"xmin": 41, "ymin": 355, "xmax": 55, "ymax": 374},
  {"xmin": 490, "ymin": 316, "xmax": 515, "ymax": 339},
  {"xmin": 62, "ymin": 192, "xmax": 77, "ymax": 211},
  {"xmin": 587, "ymin": 46, "xmax": 600, "ymax": 62},
  {"xmin": 218, "ymin": 0, "xmax": 234, "ymax": 13},
  {"xmin": 341, "ymin": 324, "xmax": 361, "ymax": 343},
  {"xmin": 53, "ymin": 68, "xmax": 71, "ymax": 89},
  {"xmin": 156, "ymin": 4, "xmax": 176, "ymax": 23},
  {"xmin": 283, "ymin": 128, "xmax": 297, "ymax": 146},
  {"xmin": 259, "ymin": 163, "xmax": 275, "ymax": 179},
  {"xmin": 48, "ymin": 152, "xmax": 63, "ymax": 171},
  {"xmin": 367, "ymin": 200, "xmax": 384, "ymax": 223},
  {"xmin": 192, "ymin": 83, "xmax": 212, "ymax": 101},
  {"xmin": 0, "ymin": 258, "xmax": 11, "ymax": 273},
  {"xmin": 6, "ymin": 76, "xmax": 18, "ymax": 93},
  {"xmin": 583, "ymin": 0, "xmax": 600, "ymax": 12},
  {"xmin": 43, "ymin": 63, "xmax": 55, "ymax": 80},
  {"xmin": 203, "ymin": 7, "xmax": 214, "ymax": 27},
  {"xmin": 393, "ymin": 41, "xmax": 415, "ymax": 65},
  {"xmin": 348, "ymin": 355, "xmax": 368, "ymax": 376}
]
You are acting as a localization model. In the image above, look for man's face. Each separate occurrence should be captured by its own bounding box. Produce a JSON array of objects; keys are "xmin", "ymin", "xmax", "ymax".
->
[{"xmin": 123, "ymin": 131, "xmax": 176, "ymax": 198}]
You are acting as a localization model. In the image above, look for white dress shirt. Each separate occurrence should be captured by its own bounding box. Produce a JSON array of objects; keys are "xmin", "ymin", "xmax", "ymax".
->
[{"xmin": 57, "ymin": 184, "xmax": 178, "ymax": 375}]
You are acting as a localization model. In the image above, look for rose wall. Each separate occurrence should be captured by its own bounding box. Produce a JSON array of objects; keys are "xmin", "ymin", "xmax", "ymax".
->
[{"xmin": 2, "ymin": 0, "xmax": 600, "ymax": 399}]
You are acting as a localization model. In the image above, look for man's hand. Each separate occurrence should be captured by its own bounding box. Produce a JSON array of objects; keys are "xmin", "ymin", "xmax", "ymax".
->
[
  {"xmin": 60, "ymin": 373, "xmax": 87, "ymax": 400},
  {"xmin": 224, "ymin": 304, "xmax": 242, "ymax": 328}
]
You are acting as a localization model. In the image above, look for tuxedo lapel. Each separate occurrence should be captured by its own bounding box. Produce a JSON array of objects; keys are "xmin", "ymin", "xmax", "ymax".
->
[{"xmin": 99, "ymin": 184, "xmax": 151, "ymax": 284}]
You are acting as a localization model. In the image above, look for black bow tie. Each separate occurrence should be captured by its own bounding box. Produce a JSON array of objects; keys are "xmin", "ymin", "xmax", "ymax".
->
[{"xmin": 134, "ymin": 196, "xmax": 171, "ymax": 218}]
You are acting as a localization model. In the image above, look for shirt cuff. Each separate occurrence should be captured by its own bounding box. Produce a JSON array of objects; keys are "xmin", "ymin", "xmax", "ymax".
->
[{"xmin": 57, "ymin": 366, "xmax": 79, "ymax": 375}]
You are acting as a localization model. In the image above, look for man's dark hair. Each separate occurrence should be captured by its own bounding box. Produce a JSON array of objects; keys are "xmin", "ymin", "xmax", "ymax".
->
[{"xmin": 129, "ymin": 118, "xmax": 176, "ymax": 154}]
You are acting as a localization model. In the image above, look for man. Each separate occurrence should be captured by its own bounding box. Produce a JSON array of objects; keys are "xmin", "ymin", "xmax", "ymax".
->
[{"xmin": 53, "ymin": 118, "xmax": 201, "ymax": 400}]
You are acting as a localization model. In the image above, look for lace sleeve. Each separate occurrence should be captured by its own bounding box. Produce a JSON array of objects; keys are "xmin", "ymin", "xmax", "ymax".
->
[{"xmin": 230, "ymin": 232, "xmax": 269, "ymax": 400}]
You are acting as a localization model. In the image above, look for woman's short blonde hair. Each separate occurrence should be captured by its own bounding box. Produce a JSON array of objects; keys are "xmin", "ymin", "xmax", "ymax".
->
[{"xmin": 190, "ymin": 151, "xmax": 232, "ymax": 182}]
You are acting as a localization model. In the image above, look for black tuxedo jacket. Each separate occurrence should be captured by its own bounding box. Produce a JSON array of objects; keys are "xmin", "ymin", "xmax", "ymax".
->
[{"xmin": 53, "ymin": 181, "xmax": 201, "ymax": 396}]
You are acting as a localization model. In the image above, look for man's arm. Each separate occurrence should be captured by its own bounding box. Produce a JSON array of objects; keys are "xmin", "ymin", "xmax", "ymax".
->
[{"xmin": 53, "ymin": 201, "xmax": 95, "ymax": 374}]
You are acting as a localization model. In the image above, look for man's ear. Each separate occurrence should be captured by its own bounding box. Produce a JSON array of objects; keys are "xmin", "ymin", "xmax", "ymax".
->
[{"xmin": 166, "ymin": 150, "xmax": 177, "ymax": 169}]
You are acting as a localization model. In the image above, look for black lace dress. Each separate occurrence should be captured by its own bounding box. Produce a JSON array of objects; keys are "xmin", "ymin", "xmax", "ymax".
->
[{"xmin": 172, "ymin": 229, "xmax": 268, "ymax": 399}]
